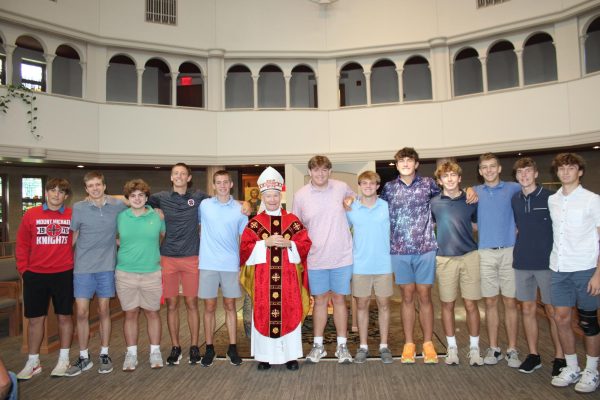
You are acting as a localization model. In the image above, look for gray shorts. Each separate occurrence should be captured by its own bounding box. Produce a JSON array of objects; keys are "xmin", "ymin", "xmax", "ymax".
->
[
  {"xmin": 198, "ymin": 270, "xmax": 241, "ymax": 299},
  {"xmin": 515, "ymin": 269, "xmax": 552, "ymax": 304},
  {"xmin": 551, "ymin": 268, "xmax": 600, "ymax": 310}
]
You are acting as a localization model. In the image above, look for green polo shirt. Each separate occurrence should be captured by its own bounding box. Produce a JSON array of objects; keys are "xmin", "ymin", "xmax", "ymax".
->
[{"xmin": 116, "ymin": 206, "xmax": 165, "ymax": 274}]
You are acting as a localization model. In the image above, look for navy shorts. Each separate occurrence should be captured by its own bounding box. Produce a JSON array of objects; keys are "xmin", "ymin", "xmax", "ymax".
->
[{"xmin": 551, "ymin": 268, "xmax": 600, "ymax": 310}]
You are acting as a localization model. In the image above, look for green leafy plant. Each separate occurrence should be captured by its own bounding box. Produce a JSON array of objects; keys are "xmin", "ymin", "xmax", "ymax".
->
[{"xmin": 0, "ymin": 84, "xmax": 41, "ymax": 140}]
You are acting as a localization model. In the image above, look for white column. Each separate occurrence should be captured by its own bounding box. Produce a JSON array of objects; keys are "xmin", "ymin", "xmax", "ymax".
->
[
  {"xmin": 170, "ymin": 71, "xmax": 178, "ymax": 107},
  {"xmin": 284, "ymin": 74, "xmax": 291, "ymax": 110},
  {"xmin": 252, "ymin": 74, "xmax": 259, "ymax": 110},
  {"xmin": 395, "ymin": 68, "xmax": 404, "ymax": 103},
  {"xmin": 5, "ymin": 44, "xmax": 15, "ymax": 86},
  {"xmin": 136, "ymin": 67, "xmax": 144, "ymax": 104},
  {"xmin": 364, "ymin": 71, "xmax": 371, "ymax": 106},
  {"xmin": 449, "ymin": 61, "xmax": 455, "ymax": 97},
  {"xmin": 579, "ymin": 34, "xmax": 587, "ymax": 76},
  {"xmin": 515, "ymin": 49, "xmax": 524, "ymax": 87},
  {"xmin": 44, "ymin": 53, "xmax": 55, "ymax": 93},
  {"xmin": 479, "ymin": 56, "xmax": 488, "ymax": 93},
  {"xmin": 429, "ymin": 38, "xmax": 451, "ymax": 101},
  {"xmin": 207, "ymin": 49, "xmax": 225, "ymax": 111},
  {"xmin": 79, "ymin": 61, "xmax": 87, "ymax": 98}
]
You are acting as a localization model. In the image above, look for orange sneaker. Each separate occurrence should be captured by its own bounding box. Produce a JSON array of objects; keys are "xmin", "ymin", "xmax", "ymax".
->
[
  {"xmin": 423, "ymin": 341, "xmax": 438, "ymax": 364},
  {"xmin": 401, "ymin": 343, "xmax": 416, "ymax": 364}
]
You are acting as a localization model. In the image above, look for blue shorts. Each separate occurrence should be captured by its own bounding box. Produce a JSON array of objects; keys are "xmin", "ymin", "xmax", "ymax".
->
[
  {"xmin": 391, "ymin": 250, "xmax": 436, "ymax": 285},
  {"xmin": 308, "ymin": 265, "xmax": 352, "ymax": 296},
  {"xmin": 74, "ymin": 271, "xmax": 116, "ymax": 299},
  {"xmin": 551, "ymin": 268, "xmax": 600, "ymax": 310}
]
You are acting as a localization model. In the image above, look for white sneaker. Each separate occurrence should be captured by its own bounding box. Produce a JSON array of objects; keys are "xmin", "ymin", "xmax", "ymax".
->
[
  {"xmin": 506, "ymin": 348, "xmax": 521, "ymax": 368},
  {"xmin": 551, "ymin": 365, "xmax": 581, "ymax": 387},
  {"xmin": 305, "ymin": 344, "xmax": 327, "ymax": 363},
  {"xmin": 468, "ymin": 347, "xmax": 484, "ymax": 366},
  {"xmin": 445, "ymin": 347, "xmax": 459, "ymax": 365},
  {"xmin": 17, "ymin": 359, "xmax": 42, "ymax": 380},
  {"xmin": 483, "ymin": 347, "xmax": 503, "ymax": 365},
  {"xmin": 150, "ymin": 349, "xmax": 163, "ymax": 369},
  {"xmin": 575, "ymin": 369, "xmax": 600, "ymax": 393},
  {"xmin": 50, "ymin": 358, "xmax": 70, "ymax": 377},
  {"xmin": 123, "ymin": 352, "xmax": 138, "ymax": 371},
  {"xmin": 335, "ymin": 344, "xmax": 353, "ymax": 364}
]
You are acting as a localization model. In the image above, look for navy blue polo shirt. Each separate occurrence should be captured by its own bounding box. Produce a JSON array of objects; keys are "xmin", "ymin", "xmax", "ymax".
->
[
  {"xmin": 430, "ymin": 191, "xmax": 478, "ymax": 257},
  {"xmin": 511, "ymin": 186, "xmax": 554, "ymax": 270},
  {"xmin": 147, "ymin": 189, "xmax": 209, "ymax": 257}
]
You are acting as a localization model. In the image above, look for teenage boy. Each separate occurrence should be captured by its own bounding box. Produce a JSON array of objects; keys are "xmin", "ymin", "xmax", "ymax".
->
[
  {"xmin": 511, "ymin": 158, "xmax": 564, "ymax": 375},
  {"xmin": 147, "ymin": 163, "xmax": 208, "ymax": 365},
  {"xmin": 198, "ymin": 170, "xmax": 248, "ymax": 367},
  {"xmin": 475, "ymin": 153, "xmax": 521, "ymax": 367},
  {"xmin": 66, "ymin": 171, "xmax": 127, "ymax": 376},
  {"xmin": 381, "ymin": 148, "xmax": 476, "ymax": 364},
  {"xmin": 293, "ymin": 155, "xmax": 355, "ymax": 364},
  {"xmin": 430, "ymin": 161, "xmax": 484, "ymax": 366},
  {"xmin": 548, "ymin": 153, "xmax": 600, "ymax": 394},
  {"xmin": 347, "ymin": 171, "xmax": 394, "ymax": 364},
  {"xmin": 16, "ymin": 178, "xmax": 74, "ymax": 379}
]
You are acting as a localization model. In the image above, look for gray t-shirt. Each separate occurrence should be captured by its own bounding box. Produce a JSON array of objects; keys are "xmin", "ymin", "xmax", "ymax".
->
[
  {"xmin": 147, "ymin": 189, "xmax": 209, "ymax": 257},
  {"xmin": 71, "ymin": 196, "xmax": 127, "ymax": 273}
]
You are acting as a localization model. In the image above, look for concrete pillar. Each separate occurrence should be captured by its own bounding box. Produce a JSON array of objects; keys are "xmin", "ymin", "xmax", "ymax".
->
[
  {"xmin": 479, "ymin": 56, "xmax": 488, "ymax": 93},
  {"xmin": 396, "ymin": 68, "xmax": 404, "ymax": 103},
  {"xmin": 364, "ymin": 71, "xmax": 372, "ymax": 106},
  {"xmin": 252, "ymin": 74, "xmax": 259, "ymax": 110},
  {"xmin": 44, "ymin": 53, "xmax": 55, "ymax": 93},
  {"xmin": 170, "ymin": 71, "xmax": 178, "ymax": 107},
  {"xmin": 136, "ymin": 67, "xmax": 144, "ymax": 104},
  {"xmin": 79, "ymin": 61, "xmax": 87, "ymax": 98},
  {"xmin": 5, "ymin": 44, "xmax": 15, "ymax": 86},
  {"xmin": 284, "ymin": 74, "xmax": 291, "ymax": 110},
  {"xmin": 316, "ymin": 59, "xmax": 338, "ymax": 110},
  {"xmin": 429, "ymin": 38, "xmax": 451, "ymax": 101},
  {"xmin": 515, "ymin": 49, "xmax": 524, "ymax": 87},
  {"xmin": 207, "ymin": 49, "xmax": 225, "ymax": 111}
]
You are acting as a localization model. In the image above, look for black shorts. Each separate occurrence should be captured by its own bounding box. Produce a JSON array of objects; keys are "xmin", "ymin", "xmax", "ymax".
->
[{"xmin": 23, "ymin": 270, "xmax": 74, "ymax": 318}]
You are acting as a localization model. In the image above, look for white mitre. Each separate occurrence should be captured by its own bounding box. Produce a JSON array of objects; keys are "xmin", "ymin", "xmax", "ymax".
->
[{"xmin": 257, "ymin": 166, "xmax": 284, "ymax": 193}]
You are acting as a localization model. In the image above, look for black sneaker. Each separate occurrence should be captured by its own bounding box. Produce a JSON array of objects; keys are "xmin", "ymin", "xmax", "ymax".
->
[
  {"xmin": 189, "ymin": 346, "xmax": 201, "ymax": 365},
  {"xmin": 166, "ymin": 346, "xmax": 182, "ymax": 366},
  {"xmin": 201, "ymin": 345, "xmax": 215, "ymax": 367},
  {"xmin": 226, "ymin": 345, "xmax": 242, "ymax": 366},
  {"xmin": 518, "ymin": 354, "xmax": 542, "ymax": 373},
  {"xmin": 552, "ymin": 358, "xmax": 567, "ymax": 377}
]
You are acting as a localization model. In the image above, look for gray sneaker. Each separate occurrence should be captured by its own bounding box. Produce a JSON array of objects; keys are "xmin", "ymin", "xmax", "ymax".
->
[
  {"xmin": 65, "ymin": 357, "xmax": 93, "ymax": 377},
  {"xmin": 354, "ymin": 348, "xmax": 368, "ymax": 364},
  {"xmin": 445, "ymin": 347, "xmax": 459, "ymax": 366},
  {"xmin": 305, "ymin": 344, "xmax": 327, "ymax": 364},
  {"xmin": 150, "ymin": 349, "xmax": 163, "ymax": 369},
  {"xmin": 506, "ymin": 348, "xmax": 521, "ymax": 368},
  {"xmin": 483, "ymin": 347, "xmax": 503, "ymax": 365},
  {"xmin": 98, "ymin": 354, "xmax": 113, "ymax": 374},
  {"xmin": 380, "ymin": 347, "xmax": 393, "ymax": 364},
  {"xmin": 335, "ymin": 344, "xmax": 353, "ymax": 364}
]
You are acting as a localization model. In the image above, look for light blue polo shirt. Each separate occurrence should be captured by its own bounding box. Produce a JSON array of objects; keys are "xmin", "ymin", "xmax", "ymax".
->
[
  {"xmin": 475, "ymin": 181, "xmax": 521, "ymax": 249},
  {"xmin": 346, "ymin": 198, "xmax": 392, "ymax": 275},
  {"xmin": 198, "ymin": 196, "xmax": 248, "ymax": 272}
]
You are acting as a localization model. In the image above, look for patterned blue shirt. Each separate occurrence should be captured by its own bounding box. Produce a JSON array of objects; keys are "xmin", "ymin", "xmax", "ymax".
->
[{"xmin": 381, "ymin": 175, "xmax": 440, "ymax": 255}]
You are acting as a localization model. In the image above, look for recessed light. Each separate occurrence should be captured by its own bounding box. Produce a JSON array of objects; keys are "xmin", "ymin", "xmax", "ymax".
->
[
  {"xmin": 77, "ymin": 165, "xmax": 84, "ymax": 168},
  {"xmin": 254, "ymin": 164, "xmax": 260, "ymax": 167},
  {"xmin": 517, "ymin": 152, "xmax": 522, "ymax": 156},
  {"xmin": 388, "ymin": 162, "xmax": 394, "ymax": 166},
  {"xmin": 154, "ymin": 166, "xmax": 160, "ymax": 169},
  {"xmin": 594, "ymin": 145, "xmax": 600, "ymax": 150}
]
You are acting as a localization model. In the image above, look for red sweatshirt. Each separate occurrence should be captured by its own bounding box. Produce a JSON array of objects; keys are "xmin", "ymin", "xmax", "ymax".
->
[{"xmin": 16, "ymin": 205, "xmax": 74, "ymax": 274}]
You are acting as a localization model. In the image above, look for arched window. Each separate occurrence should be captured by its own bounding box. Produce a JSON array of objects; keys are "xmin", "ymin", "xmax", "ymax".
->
[
  {"xmin": 290, "ymin": 64, "xmax": 317, "ymax": 108},
  {"xmin": 258, "ymin": 64, "xmax": 285, "ymax": 108},
  {"xmin": 371, "ymin": 59, "xmax": 398, "ymax": 104},
  {"xmin": 585, "ymin": 16, "xmax": 600, "ymax": 74},
  {"xmin": 177, "ymin": 62, "xmax": 203, "ymax": 108},
  {"xmin": 106, "ymin": 54, "xmax": 136, "ymax": 103},
  {"xmin": 487, "ymin": 40, "xmax": 518, "ymax": 91},
  {"xmin": 339, "ymin": 62, "xmax": 366, "ymax": 107},
  {"xmin": 143, "ymin": 58, "xmax": 171, "ymax": 105},
  {"xmin": 403, "ymin": 56, "xmax": 432, "ymax": 101},
  {"xmin": 14, "ymin": 35, "xmax": 46, "ymax": 92},
  {"xmin": 225, "ymin": 64, "xmax": 252, "ymax": 109},
  {"xmin": 453, "ymin": 48, "xmax": 482, "ymax": 96},
  {"xmin": 53, "ymin": 44, "xmax": 82, "ymax": 97},
  {"xmin": 523, "ymin": 33, "xmax": 557, "ymax": 85},
  {"xmin": 0, "ymin": 38, "xmax": 6, "ymax": 85}
]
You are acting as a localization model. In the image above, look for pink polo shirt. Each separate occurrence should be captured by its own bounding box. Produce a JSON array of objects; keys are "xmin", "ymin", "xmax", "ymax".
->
[{"xmin": 292, "ymin": 179, "xmax": 354, "ymax": 270}]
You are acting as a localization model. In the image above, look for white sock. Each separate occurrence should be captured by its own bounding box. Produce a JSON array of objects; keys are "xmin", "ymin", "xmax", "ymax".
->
[
  {"xmin": 314, "ymin": 336, "xmax": 323, "ymax": 346},
  {"xmin": 337, "ymin": 337, "xmax": 347, "ymax": 346},
  {"xmin": 585, "ymin": 355, "xmax": 599, "ymax": 372},
  {"xmin": 127, "ymin": 346, "xmax": 138, "ymax": 356},
  {"xmin": 80, "ymin": 349, "xmax": 89, "ymax": 359},
  {"xmin": 565, "ymin": 354, "xmax": 578, "ymax": 369},
  {"xmin": 446, "ymin": 336, "xmax": 457, "ymax": 348},
  {"xmin": 100, "ymin": 346, "xmax": 109, "ymax": 356},
  {"xmin": 360, "ymin": 344, "xmax": 368, "ymax": 350},
  {"xmin": 379, "ymin": 344, "xmax": 388, "ymax": 350},
  {"xmin": 150, "ymin": 345, "xmax": 160, "ymax": 353},
  {"xmin": 469, "ymin": 336, "xmax": 479, "ymax": 348},
  {"xmin": 28, "ymin": 354, "xmax": 40, "ymax": 363},
  {"xmin": 59, "ymin": 348, "xmax": 69, "ymax": 361}
]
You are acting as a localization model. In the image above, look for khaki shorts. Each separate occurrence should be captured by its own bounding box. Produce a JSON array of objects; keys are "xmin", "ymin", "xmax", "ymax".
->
[
  {"xmin": 352, "ymin": 273, "xmax": 394, "ymax": 298},
  {"xmin": 436, "ymin": 250, "xmax": 481, "ymax": 303},
  {"xmin": 116, "ymin": 270, "xmax": 162, "ymax": 311},
  {"xmin": 479, "ymin": 247, "xmax": 516, "ymax": 298}
]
